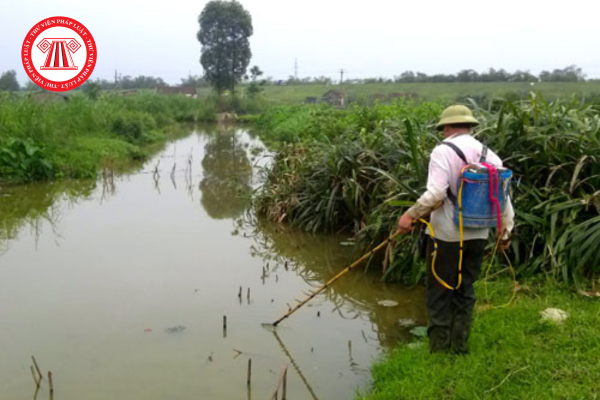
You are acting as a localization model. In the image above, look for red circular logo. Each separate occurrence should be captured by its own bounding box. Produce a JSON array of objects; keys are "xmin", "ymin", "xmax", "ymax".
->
[{"xmin": 21, "ymin": 16, "xmax": 97, "ymax": 92}]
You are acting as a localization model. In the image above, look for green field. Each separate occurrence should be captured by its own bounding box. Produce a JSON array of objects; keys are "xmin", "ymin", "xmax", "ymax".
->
[
  {"xmin": 357, "ymin": 281, "xmax": 600, "ymax": 400},
  {"xmin": 200, "ymin": 81, "xmax": 600, "ymax": 104}
]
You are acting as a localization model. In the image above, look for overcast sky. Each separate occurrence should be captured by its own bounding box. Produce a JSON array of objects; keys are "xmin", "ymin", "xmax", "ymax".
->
[{"xmin": 2, "ymin": 0, "xmax": 599, "ymax": 85}]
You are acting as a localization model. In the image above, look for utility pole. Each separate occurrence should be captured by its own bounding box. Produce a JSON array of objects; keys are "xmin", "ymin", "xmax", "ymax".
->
[
  {"xmin": 339, "ymin": 69, "xmax": 345, "ymax": 85},
  {"xmin": 294, "ymin": 58, "xmax": 298, "ymax": 80}
]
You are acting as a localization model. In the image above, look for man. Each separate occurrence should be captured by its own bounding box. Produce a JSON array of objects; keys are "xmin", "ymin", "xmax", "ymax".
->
[{"xmin": 397, "ymin": 105, "xmax": 514, "ymax": 354}]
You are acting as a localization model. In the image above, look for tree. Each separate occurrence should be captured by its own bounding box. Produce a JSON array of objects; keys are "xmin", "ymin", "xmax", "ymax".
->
[
  {"xmin": 246, "ymin": 65, "xmax": 264, "ymax": 98},
  {"xmin": 197, "ymin": 1, "xmax": 253, "ymax": 94},
  {"xmin": 0, "ymin": 70, "xmax": 20, "ymax": 92}
]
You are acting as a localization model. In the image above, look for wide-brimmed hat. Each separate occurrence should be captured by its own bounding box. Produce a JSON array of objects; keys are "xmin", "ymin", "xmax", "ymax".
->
[{"xmin": 435, "ymin": 105, "xmax": 479, "ymax": 130}]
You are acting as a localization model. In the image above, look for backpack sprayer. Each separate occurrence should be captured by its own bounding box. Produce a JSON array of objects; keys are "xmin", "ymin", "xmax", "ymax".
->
[{"xmin": 421, "ymin": 142, "xmax": 513, "ymax": 290}]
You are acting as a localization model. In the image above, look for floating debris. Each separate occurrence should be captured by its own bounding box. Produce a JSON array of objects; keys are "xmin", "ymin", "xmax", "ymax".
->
[
  {"xmin": 164, "ymin": 325, "xmax": 186, "ymax": 334},
  {"xmin": 377, "ymin": 299, "xmax": 399, "ymax": 307},
  {"xmin": 144, "ymin": 328, "xmax": 152, "ymax": 333},
  {"xmin": 410, "ymin": 326, "xmax": 428, "ymax": 338},
  {"xmin": 398, "ymin": 318, "xmax": 417, "ymax": 328}
]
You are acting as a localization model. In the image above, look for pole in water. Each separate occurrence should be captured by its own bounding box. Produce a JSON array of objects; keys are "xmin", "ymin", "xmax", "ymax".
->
[
  {"xmin": 238, "ymin": 286, "xmax": 242, "ymax": 299},
  {"xmin": 48, "ymin": 371, "xmax": 54, "ymax": 394},
  {"xmin": 269, "ymin": 231, "xmax": 401, "ymax": 327},
  {"xmin": 282, "ymin": 364, "xmax": 288, "ymax": 400},
  {"xmin": 223, "ymin": 315, "xmax": 227, "ymax": 338},
  {"xmin": 30, "ymin": 366, "xmax": 40, "ymax": 387},
  {"xmin": 247, "ymin": 288, "xmax": 250, "ymax": 304},
  {"xmin": 247, "ymin": 358, "xmax": 252, "ymax": 386},
  {"xmin": 31, "ymin": 356, "xmax": 43, "ymax": 383}
]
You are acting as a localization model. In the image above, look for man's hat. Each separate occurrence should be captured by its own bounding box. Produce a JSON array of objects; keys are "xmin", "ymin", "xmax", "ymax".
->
[{"xmin": 435, "ymin": 105, "xmax": 479, "ymax": 130}]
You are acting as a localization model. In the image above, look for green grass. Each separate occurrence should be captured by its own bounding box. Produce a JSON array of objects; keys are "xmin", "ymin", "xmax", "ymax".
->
[
  {"xmin": 357, "ymin": 281, "xmax": 600, "ymax": 400},
  {"xmin": 200, "ymin": 82, "xmax": 600, "ymax": 104},
  {"xmin": 0, "ymin": 92, "xmax": 204, "ymax": 183}
]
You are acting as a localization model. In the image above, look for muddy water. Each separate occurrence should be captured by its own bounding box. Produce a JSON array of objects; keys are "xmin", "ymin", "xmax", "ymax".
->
[{"xmin": 0, "ymin": 126, "xmax": 425, "ymax": 400}]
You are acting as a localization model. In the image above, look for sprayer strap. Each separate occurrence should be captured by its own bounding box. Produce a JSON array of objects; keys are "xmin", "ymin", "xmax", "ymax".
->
[
  {"xmin": 480, "ymin": 145, "xmax": 488, "ymax": 163},
  {"xmin": 441, "ymin": 142, "xmax": 467, "ymax": 204},
  {"xmin": 441, "ymin": 142, "xmax": 467, "ymax": 164}
]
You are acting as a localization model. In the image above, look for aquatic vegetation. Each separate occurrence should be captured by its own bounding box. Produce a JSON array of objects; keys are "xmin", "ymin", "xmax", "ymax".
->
[{"xmin": 254, "ymin": 95, "xmax": 600, "ymax": 285}]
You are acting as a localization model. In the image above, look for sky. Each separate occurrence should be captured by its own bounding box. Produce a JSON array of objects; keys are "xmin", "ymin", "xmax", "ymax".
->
[{"xmin": 2, "ymin": 0, "xmax": 599, "ymax": 85}]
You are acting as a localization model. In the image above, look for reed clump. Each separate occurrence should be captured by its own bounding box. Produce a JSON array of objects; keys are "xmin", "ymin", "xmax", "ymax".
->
[{"xmin": 254, "ymin": 95, "xmax": 600, "ymax": 285}]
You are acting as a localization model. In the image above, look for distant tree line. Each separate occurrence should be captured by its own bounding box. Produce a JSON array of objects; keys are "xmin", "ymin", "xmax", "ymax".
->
[
  {"xmin": 276, "ymin": 65, "xmax": 588, "ymax": 86},
  {"xmin": 0, "ymin": 65, "xmax": 592, "ymax": 93}
]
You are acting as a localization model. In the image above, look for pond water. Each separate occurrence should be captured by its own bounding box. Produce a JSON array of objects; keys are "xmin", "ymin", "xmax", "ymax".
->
[{"xmin": 0, "ymin": 126, "xmax": 425, "ymax": 400}]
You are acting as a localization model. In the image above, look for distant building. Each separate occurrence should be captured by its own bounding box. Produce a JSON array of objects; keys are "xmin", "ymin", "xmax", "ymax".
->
[
  {"xmin": 321, "ymin": 89, "xmax": 346, "ymax": 107},
  {"xmin": 156, "ymin": 86, "xmax": 197, "ymax": 98}
]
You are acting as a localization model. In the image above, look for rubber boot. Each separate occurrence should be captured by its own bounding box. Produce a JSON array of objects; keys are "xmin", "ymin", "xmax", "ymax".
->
[
  {"xmin": 450, "ymin": 315, "xmax": 471, "ymax": 355},
  {"xmin": 428, "ymin": 327, "xmax": 450, "ymax": 353}
]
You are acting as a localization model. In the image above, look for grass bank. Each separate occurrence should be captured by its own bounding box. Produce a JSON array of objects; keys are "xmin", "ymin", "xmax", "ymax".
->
[
  {"xmin": 0, "ymin": 92, "xmax": 203, "ymax": 183},
  {"xmin": 357, "ymin": 281, "xmax": 600, "ymax": 400}
]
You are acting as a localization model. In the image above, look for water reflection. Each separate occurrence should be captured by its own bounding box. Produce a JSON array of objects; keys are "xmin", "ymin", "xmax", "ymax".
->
[
  {"xmin": 0, "ymin": 181, "xmax": 96, "ymax": 253},
  {"xmin": 200, "ymin": 127, "xmax": 253, "ymax": 219},
  {"xmin": 239, "ymin": 215, "xmax": 426, "ymax": 349}
]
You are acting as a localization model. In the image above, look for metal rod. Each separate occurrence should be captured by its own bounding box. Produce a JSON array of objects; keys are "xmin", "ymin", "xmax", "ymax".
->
[{"xmin": 272, "ymin": 231, "xmax": 401, "ymax": 326}]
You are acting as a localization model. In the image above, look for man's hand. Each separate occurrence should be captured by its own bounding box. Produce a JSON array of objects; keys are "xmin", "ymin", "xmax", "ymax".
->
[
  {"xmin": 499, "ymin": 239, "xmax": 511, "ymax": 251},
  {"xmin": 397, "ymin": 212, "xmax": 415, "ymax": 234},
  {"xmin": 498, "ymin": 230, "xmax": 511, "ymax": 250}
]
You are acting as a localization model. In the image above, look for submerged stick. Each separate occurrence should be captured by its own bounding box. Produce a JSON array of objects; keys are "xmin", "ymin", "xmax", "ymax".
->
[
  {"xmin": 48, "ymin": 371, "xmax": 54, "ymax": 394},
  {"xmin": 30, "ymin": 366, "xmax": 40, "ymax": 387},
  {"xmin": 271, "ymin": 330, "xmax": 321, "ymax": 400},
  {"xmin": 247, "ymin": 358, "xmax": 252, "ymax": 387},
  {"xmin": 271, "ymin": 231, "xmax": 401, "ymax": 326},
  {"xmin": 31, "ymin": 356, "xmax": 42, "ymax": 383},
  {"xmin": 282, "ymin": 364, "xmax": 288, "ymax": 400}
]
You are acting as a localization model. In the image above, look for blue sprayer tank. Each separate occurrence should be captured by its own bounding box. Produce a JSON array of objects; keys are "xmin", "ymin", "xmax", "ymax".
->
[{"xmin": 453, "ymin": 165, "xmax": 513, "ymax": 229}]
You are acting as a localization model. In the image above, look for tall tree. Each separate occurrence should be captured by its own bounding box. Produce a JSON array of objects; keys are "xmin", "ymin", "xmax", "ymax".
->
[
  {"xmin": 197, "ymin": 0, "xmax": 253, "ymax": 94},
  {"xmin": 0, "ymin": 70, "xmax": 20, "ymax": 92}
]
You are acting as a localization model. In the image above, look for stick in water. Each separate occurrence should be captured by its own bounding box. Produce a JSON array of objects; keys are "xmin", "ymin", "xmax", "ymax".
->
[
  {"xmin": 30, "ymin": 366, "xmax": 40, "ymax": 387},
  {"xmin": 31, "ymin": 356, "xmax": 43, "ymax": 383},
  {"xmin": 247, "ymin": 358, "xmax": 252, "ymax": 387},
  {"xmin": 271, "ymin": 231, "xmax": 401, "ymax": 326},
  {"xmin": 48, "ymin": 371, "xmax": 54, "ymax": 394}
]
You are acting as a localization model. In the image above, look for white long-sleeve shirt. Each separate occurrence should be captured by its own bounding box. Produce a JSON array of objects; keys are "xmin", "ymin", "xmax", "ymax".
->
[{"xmin": 407, "ymin": 133, "xmax": 514, "ymax": 242}]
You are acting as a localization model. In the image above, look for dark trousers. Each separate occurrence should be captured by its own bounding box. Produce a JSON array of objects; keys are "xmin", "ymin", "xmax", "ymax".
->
[{"xmin": 425, "ymin": 236, "xmax": 486, "ymax": 353}]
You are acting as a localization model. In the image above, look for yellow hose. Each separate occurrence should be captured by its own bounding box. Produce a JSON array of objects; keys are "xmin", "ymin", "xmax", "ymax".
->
[
  {"xmin": 423, "ymin": 169, "xmax": 517, "ymax": 305},
  {"xmin": 419, "ymin": 177, "xmax": 466, "ymax": 291}
]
